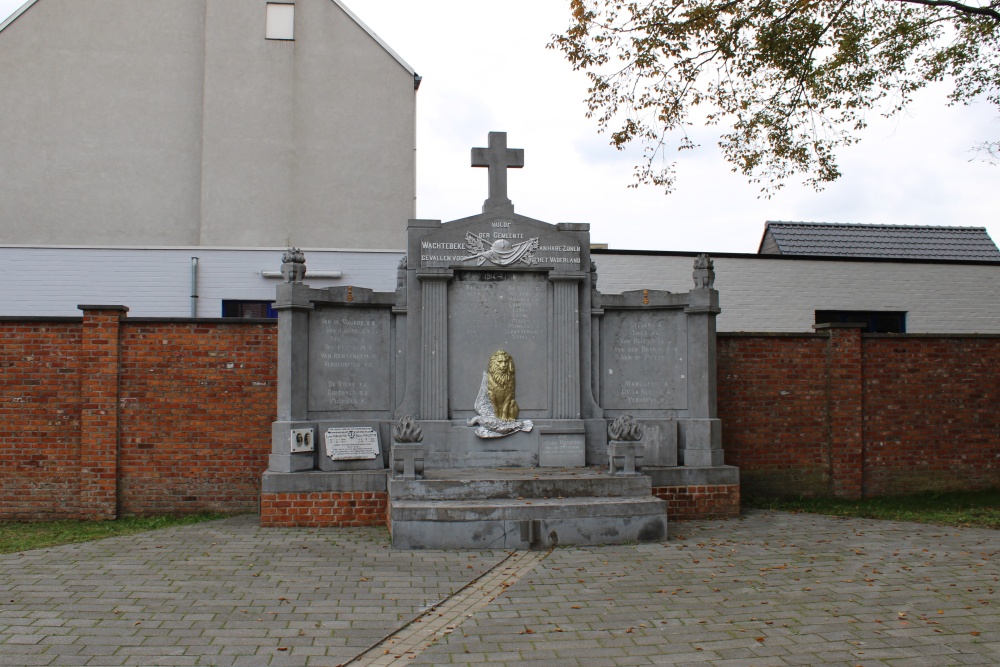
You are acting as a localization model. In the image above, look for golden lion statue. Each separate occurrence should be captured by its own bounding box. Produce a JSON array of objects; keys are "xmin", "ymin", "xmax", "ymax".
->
[{"xmin": 487, "ymin": 350, "xmax": 519, "ymax": 421}]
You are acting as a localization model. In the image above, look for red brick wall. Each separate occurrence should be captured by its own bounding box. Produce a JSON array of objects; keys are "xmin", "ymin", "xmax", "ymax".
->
[
  {"xmin": 717, "ymin": 334, "xmax": 831, "ymax": 497},
  {"xmin": 0, "ymin": 320, "xmax": 82, "ymax": 519},
  {"xmin": 260, "ymin": 491, "xmax": 389, "ymax": 527},
  {"xmin": 78, "ymin": 307, "xmax": 128, "ymax": 519},
  {"xmin": 862, "ymin": 336, "xmax": 1000, "ymax": 495},
  {"xmin": 2, "ymin": 314, "xmax": 999, "ymax": 521},
  {"xmin": 653, "ymin": 485, "xmax": 740, "ymax": 520},
  {"xmin": 117, "ymin": 321, "xmax": 276, "ymax": 515},
  {"xmin": 719, "ymin": 331, "xmax": 1000, "ymax": 498}
]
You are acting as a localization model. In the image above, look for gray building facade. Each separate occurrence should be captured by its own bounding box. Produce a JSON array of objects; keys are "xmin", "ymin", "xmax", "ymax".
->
[{"xmin": 0, "ymin": 0, "xmax": 418, "ymax": 250}]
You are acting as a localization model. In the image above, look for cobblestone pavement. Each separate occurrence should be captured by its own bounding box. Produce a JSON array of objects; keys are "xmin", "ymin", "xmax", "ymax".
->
[{"xmin": 1, "ymin": 510, "xmax": 997, "ymax": 666}]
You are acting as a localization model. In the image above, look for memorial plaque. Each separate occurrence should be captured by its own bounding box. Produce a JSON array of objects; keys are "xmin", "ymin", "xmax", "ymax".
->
[
  {"xmin": 539, "ymin": 431, "xmax": 586, "ymax": 467},
  {"xmin": 601, "ymin": 310, "xmax": 688, "ymax": 410},
  {"xmin": 324, "ymin": 426, "xmax": 380, "ymax": 460},
  {"xmin": 308, "ymin": 307, "xmax": 391, "ymax": 412},
  {"xmin": 448, "ymin": 271, "xmax": 549, "ymax": 414}
]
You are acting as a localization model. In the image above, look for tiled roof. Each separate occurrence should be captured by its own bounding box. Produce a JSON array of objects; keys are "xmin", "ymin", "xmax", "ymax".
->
[{"xmin": 758, "ymin": 221, "xmax": 1000, "ymax": 261}]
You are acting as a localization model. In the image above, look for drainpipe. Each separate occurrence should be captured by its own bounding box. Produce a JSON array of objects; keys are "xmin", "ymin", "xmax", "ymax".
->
[{"xmin": 190, "ymin": 257, "xmax": 199, "ymax": 317}]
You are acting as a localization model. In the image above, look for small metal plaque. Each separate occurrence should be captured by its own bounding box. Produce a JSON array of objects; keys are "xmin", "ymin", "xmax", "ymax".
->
[
  {"xmin": 325, "ymin": 427, "xmax": 380, "ymax": 460},
  {"xmin": 289, "ymin": 428, "xmax": 315, "ymax": 453}
]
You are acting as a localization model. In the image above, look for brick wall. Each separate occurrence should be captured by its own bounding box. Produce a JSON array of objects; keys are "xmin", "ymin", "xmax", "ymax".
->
[
  {"xmin": 717, "ymin": 333, "xmax": 831, "ymax": 497},
  {"xmin": 0, "ymin": 311, "xmax": 276, "ymax": 520},
  {"xmin": 117, "ymin": 321, "xmax": 276, "ymax": 515},
  {"xmin": 652, "ymin": 485, "xmax": 740, "ymax": 520},
  {"xmin": 0, "ymin": 319, "xmax": 82, "ymax": 519},
  {"xmin": 719, "ymin": 329, "xmax": 1000, "ymax": 498},
  {"xmin": 862, "ymin": 336, "xmax": 1000, "ymax": 495},
  {"xmin": 259, "ymin": 491, "xmax": 388, "ymax": 528},
  {"xmin": 2, "ymin": 314, "xmax": 998, "ymax": 521}
]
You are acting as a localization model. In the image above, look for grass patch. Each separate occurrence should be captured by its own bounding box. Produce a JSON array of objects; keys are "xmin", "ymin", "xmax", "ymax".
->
[
  {"xmin": 0, "ymin": 513, "xmax": 228, "ymax": 555},
  {"xmin": 745, "ymin": 490, "xmax": 1000, "ymax": 529}
]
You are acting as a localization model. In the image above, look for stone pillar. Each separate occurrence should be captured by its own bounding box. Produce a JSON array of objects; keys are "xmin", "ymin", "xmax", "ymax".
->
[
  {"xmin": 77, "ymin": 305, "xmax": 128, "ymax": 520},
  {"xmin": 682, "ymin": 255, "xmax": 723, "ymax": 467},
  {"xmin": 270, "ymin": 249, "xmax": 315, "ymax": 473},
  {"xmin": 816, "ymin": 323, "xmax": 866, "ymax": 499},
  {"xmin": 274, "ymin": 298, "xmax": 311, "ymax": 423},
  {"xmin": 549, "ymin": 272, "xmax": 584, "ymax": 419},
  {"xmin": 417, "ymin": 269, "xmax": 453, "ymax": 420}
]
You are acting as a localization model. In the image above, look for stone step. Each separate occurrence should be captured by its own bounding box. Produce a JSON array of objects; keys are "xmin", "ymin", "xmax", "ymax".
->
[
  {"xmin": 390, "ymin": 496, "xmax": 667, "ymax": 550},
  {"xmin": 388, "ymin": 467, "xmax": 650, "ymax": 501}
]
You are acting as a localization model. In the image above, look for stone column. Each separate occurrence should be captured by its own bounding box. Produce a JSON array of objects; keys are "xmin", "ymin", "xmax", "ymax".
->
[
  {"xmin": 549, "ymin": 272, "xmax": 584, "ymax": 419},
  {"xmin": 417, "ymin": 269, "xmax": 453, "ymax": 420},
  {"xmin": 270, "ymin": 250, "xmax": 315, "ymax": 472},
  {"xmin": 77, "ymin": 304, "xmax": 128, "ymax": 520},
  {"xmin": 683, "ymin": 255, "xmax": 723, "ymax": 467},
  {"xmin": 816, "ymin": 323, "xmax": 866, "ymax": 499}
]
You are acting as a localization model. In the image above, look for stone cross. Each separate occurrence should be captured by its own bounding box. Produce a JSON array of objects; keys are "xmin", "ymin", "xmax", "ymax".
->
[{"xmin": 471, "ymin": 131, "xmax": 524, "ymax": 214}]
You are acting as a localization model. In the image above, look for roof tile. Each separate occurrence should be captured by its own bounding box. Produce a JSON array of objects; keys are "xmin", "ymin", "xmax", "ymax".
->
[{"xmin": 759, "ymin": 221, "xmax": 1000, "ymax": 261}]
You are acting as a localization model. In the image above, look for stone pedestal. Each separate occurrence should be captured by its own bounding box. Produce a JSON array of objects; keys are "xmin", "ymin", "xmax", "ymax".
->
[
  {"xmin": 608, "ymin": 441, "xmax": 644, "ymax": 476},
  {"xmin": 392, "ymin": 443, "xmax": 426, "ymax": 481}
]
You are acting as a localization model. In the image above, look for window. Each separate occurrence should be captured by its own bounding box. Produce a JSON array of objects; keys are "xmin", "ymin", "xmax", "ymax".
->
[
  {"xmin": 222, "ymin": 300, "xmax": 277, "ymax": 319},
  {"xmin": 265, "ymin": 3, "xmax": 294, "ymax": 40},
  {"xmin": 815, "ymin": 311, "xmax": 906, "ymax": 333}
]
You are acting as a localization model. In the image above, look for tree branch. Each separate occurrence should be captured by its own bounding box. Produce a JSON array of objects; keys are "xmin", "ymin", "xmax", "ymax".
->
[{"xmin": 890, "ymin": 0, "xmax": 1000, "ymax": 22}]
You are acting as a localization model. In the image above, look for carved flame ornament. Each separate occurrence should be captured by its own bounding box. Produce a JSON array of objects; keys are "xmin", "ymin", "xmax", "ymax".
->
[
  {"xmin": 609, "ymin": 414, "xmax": 643, "ymax": 442},
  {"xmin": 692, "ymin": 253, "xmax": 715, "ymax": 289},
  {"xmin": 392, "ymin": 415, "xmax": 423, "ymax": 443},
  {"xmin": 280, "ymin": 247, "xmax": 306, "ymax": 283},
  {"xmin": 467, "ymin": 350, "xmax": 533, "ymax": 438}
]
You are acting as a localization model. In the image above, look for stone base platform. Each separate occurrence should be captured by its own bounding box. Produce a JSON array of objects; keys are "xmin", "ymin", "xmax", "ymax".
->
[
  {"xmin": 259, "ymin": 466, "xmax": 739, "ymax": 538},
  {"xmin": 389, "ymin": 467, "xmax": 667, "ymax": 550}
]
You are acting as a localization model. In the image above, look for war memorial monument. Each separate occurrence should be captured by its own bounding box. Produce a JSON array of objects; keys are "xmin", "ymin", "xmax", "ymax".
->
[{"xmin": 262, "ymin": 132, "xmax": 738, "ymax": 548}]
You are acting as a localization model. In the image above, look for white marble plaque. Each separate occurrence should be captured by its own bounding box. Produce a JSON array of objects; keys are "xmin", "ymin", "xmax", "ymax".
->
[
  {"xmin": 289, "ymin": 428, "xmax": 315, "ymax": 453},
  {"xmin": 324, "ymin": 427, "xmax": 380, "ymax": 460}
]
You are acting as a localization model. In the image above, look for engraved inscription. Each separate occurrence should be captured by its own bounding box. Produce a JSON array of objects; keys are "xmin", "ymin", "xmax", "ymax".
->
[
  {"xmin": 325, "ymin": 427, "xmax": 380, "ymax": 460},
  {"xmin": 539, "ymin": 432, "xmax": 586, "ymax": 467},
  {"xmin": 448, "ymin": 271, "xmax": 549, "ymax": 414},
  {"xmin": 308, "ymin": 308, "xmax": 391, "ymax": 412},
  {"xmin": 601, "ymin": 310, "xmax": 687, "ymax": 410},
  {"xmin": 420, "ymin": 225, "xmax": 582, "ymax": 268}
]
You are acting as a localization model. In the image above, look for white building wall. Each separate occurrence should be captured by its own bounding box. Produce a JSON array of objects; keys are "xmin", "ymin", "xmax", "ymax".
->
[
  {"xmin": 0, "ymin": 246, "xmax": 401, "ymax": 317},
  {"xmin": 4, "ymin": 247, "xmax": 997, "ymax": 333},
  {"xmin": 595, "ymin": 252, "xmax": 1000, "ymax": 334}
]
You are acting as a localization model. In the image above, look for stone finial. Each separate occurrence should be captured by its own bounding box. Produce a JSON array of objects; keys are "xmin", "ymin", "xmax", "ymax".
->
[
  {"xmin": 393, "ymin": 416, "xmax": 423, "ymax": 443},
  {"xmin": 590, "ymin": 260, "xmax": 599, "ymax": 290},
  {"xmin": 693, "ymin": 253, "xmax": 715, "ymax": 289},
  {"xmin": 281, "ymin": 247, "xmax": 307, "ymax": 283},
  {"xmin": 608, "ymin": 414, "xmax": 643, "ymax": 442},
  {"xmin": 396, "ymin": 256, "xmax": 408, "ymax": 292}
]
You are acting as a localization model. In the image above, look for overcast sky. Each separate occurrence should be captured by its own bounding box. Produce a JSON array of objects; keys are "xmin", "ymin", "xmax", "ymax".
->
[{"xmin": 3, "ymin": 0, "xmax": 997, "ymax": 253}]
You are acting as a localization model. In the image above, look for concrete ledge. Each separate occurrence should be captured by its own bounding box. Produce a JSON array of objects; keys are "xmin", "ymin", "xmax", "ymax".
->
[
  {"xmin": 646, "ymin": 465, "xmax": 740, "ymax": 487},
  {"xmin": 262, "ymin": 470, "xmax": 387, "ymax": 494},
  {"xmin": 391, "ymin": 514, "xmax": 667, "ymax": 549}
]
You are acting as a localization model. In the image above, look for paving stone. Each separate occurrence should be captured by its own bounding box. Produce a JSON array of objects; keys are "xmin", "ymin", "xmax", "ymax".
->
[{"xmin": 0, "ymin": 511, "xmax": 998, "ymax": 666}]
